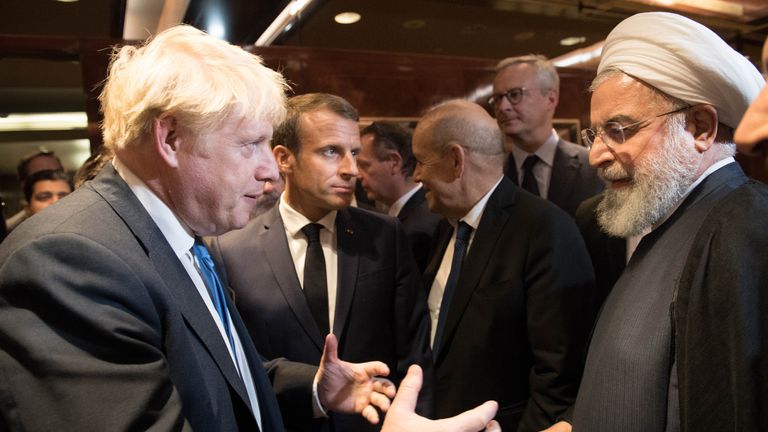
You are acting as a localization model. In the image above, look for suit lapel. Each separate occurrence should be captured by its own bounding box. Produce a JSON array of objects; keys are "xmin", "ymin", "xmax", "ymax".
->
[
  {"xmin": 91, "ymin": 165, "xmax": 253, "ymax": 410},
  {"xmin": 261, "ymin": 207, "xmax": 326, "ymax": 351},
  {"xmin": 548, "ymin": 140, "xmax": 580, "ymax": 205},
  {"xmin": 398, "ymin": 188, "xmax": 425, "ymax": 222},
  {"xmin": 334, "ymin": 209, "xmax": 360, "ymax": 338},
  {"xmin": 437, "ymin": 179, "xmax": 517, "ymax": 360}
]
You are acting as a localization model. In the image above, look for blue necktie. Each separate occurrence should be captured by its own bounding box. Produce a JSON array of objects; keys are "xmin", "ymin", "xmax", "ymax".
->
[
  {"xmin": 433, "ymin": 221, "xmax": 473, "ymax": 355},
  {"xmin": 191, "ymin": 238, "xmax": 238, "ymax": 368}
]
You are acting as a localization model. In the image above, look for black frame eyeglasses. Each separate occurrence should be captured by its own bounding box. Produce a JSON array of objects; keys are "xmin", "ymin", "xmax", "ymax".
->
[
  {"xmin": 488, "ymin": 87, "xmax": 539, "ymax": 107},
  {"xmin": 580, "ymin": 105, "xmax": 691, "ymax": 149}
]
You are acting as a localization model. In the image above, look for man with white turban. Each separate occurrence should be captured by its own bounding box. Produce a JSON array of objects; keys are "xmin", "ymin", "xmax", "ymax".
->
[{"xmin": 543, "ymin": 11, "xmax": 768, "ymax": 432}]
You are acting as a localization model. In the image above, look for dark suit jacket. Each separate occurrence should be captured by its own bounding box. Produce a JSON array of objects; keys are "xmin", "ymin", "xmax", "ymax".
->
[
  {"xmin": 0, "ymin": 165, "xmax": 284, "ymax": 431},
  {"xmin": 506, "ymin": 139, "xmax": 604, "ymax": 217},
  {"xmin": 211, "ymin": 205, "xmax": 433, "ymax": 432},
  {"xmin": 425, "ymin": 177, "xmax": 597, "ymax": 432},
  {"xmin": 397, "ymin": 188, "xmax": 442, "ymax": 273},
  {"xmin": 575, "ymin": 193, "xmax": 627, "ymax": 304}
]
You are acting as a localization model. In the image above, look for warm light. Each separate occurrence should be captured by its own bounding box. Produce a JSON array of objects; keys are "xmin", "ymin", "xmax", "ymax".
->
[
  {"xmin": 56, "ymin": 0, "xmax": 80, "ymax": 2},
  {"xmin": 560, "ymin": 36, "xmax": 586, "ymax": 46},
  {"xmin": 0, "ymin": 112, "xmax": 88, "ymax": 132},
  {"xmin": 256, "ymin": 0, "xmax": 315, "ymax": 46},
  {"xmin": 334, "ymin": 12, "xmax": 361, "ymax": 24}
]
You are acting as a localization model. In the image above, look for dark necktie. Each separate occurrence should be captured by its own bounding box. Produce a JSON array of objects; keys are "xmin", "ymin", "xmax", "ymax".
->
[
  {"xmin": 433, "ymin": 221, "xmax": 473, "ymax": 355},
  {"xmin": 521, "ymin": 154, "xmax": 541, "ymax": 197},
  {"xmin": 191, "ymin": 238, "xmax": 239, "ymax": 369},
  {"xmin": 301, "ymin": 223, "xmax": 330, "ymax": 335}
]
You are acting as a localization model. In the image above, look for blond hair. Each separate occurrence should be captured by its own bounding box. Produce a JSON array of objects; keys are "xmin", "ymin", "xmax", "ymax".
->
[{"xmin": 99, "ymin": 25, "xmax": 289, "ymax": 151}]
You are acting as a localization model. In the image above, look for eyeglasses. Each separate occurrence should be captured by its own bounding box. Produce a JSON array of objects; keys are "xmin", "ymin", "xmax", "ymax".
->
[
  {"xmin": 580, "ymin": 105, "xmax": 691, "ymax": 149},
  {"xmin": 487, "ymin": 87, "xmax": 540, "ymax": 107}
]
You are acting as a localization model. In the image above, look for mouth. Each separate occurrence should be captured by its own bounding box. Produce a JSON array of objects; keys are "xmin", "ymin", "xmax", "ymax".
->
[{"xmin": 332, "ymin": 185, "xmax": 354, "ymax": 194}]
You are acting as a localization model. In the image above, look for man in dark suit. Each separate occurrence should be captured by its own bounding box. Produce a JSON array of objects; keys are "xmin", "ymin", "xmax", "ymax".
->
[
  {"xmin": 412, "ymin": 99, "xmax": 597, "ymax": 432},
  {"xmin": 546, "ymin": 12, "xmax": 768, "ymax": 432},
  {"xmin": 0, "ymin": 26, "xmax": 397, "ymax": 431},
  {"xmin": 210, "ymin": 93, "xmax": 433, "ymax": 432},
  {"xmin": 357, "ymin": 121, "xmax": 442, "ymax": 272},
  {"xmin": 490, "ymin": 55, "xmax": 603, "ymax": 217}
]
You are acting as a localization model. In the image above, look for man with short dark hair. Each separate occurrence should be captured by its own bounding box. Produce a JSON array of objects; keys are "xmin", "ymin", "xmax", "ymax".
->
[
  {"xmin": 22, "ymin": 169, "xmax": 72, "ymax": 216},
  {"xmin": 211, "ymin": 93, "xmax": 433, "ymax": 432},
  {"xmin": 357, "ymin": 122, "xmax": 441, "ymax": 272}
]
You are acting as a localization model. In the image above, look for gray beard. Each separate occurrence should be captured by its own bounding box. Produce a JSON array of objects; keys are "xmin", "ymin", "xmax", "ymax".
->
[{"xmin": 596, "ymin": 124, "xmax": 700, "ymax": 238}]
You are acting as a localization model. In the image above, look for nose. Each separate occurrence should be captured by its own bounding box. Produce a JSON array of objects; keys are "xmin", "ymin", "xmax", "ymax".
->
[
  {"xmin": 340, "ymin": 151, "xmax": 359, "ymax": 178},
  {"xmin": 588, "ymin": 139, "xmax": 614, "ymax": 169},
  {"xmin": 256, "ymin": 144, "xmax": 280, "ymax": 183},
  {"xmin": 413, "ymin": 163, "xmax": 422, "ymax": 183}
]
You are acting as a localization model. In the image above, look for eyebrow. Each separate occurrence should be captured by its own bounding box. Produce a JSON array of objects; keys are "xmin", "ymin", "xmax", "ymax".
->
[{"xmin": 590, "ymin": 114, "xmax": 638, "ymax": 128}]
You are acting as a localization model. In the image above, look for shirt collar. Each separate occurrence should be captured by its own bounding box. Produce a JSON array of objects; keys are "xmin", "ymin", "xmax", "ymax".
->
[
  {"xmin": 511, "ymin": 129, "xmax": 558, "ymax": 171},
  {"xmin": 278, "ymin": 195, "xmax": 338, "ymax": 239},
  {"xmin": 454, "ymin": 175, "xmax": 504, "ymax": 231},
  {"xmin": 388, "ymin": 184, "xmax": 422, "ymax": 217},
  {"xmin": 112, "ymin": 157, "xmax": 195, "ymax": 256}
]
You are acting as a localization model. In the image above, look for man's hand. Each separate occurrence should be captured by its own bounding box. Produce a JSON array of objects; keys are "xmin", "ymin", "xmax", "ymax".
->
[
  {"xmin": 316, "ymin": 334, "xmax": 396, "ymax": 424},
  {"xmin": 382, "ymin": 365, "xmax": 501, "ymax": 432},
  {"xmin": 539, "ymin": 421, "xmax": 572, "ymax": 432}
]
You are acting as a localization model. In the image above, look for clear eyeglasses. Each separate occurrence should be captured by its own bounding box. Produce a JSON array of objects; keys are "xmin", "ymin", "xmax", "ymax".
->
[
  {"xmin": 580, "ymin": 105, "xmax": 691, "ymax": 149},
  {"xmin": 487, "ymin": 87, "xmax": 538, "ymax": 107}
]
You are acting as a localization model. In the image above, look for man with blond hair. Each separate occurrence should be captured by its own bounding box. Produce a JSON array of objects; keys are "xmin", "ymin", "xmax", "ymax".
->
[{"xmin": 0, "ymin": 26, "xmax": 396, "ymax": 430}]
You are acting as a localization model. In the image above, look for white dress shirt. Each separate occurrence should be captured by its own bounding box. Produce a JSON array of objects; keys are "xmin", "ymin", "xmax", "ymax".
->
[
  {"xmin": 278, "ymin": 196, "xmax": 339, "ymax": 333},
  {"xmin": 428, "ymin": 176, "xmax": 504, "ymax": 346},
  {"xmin": 112, "ymin": 158, "xmax": 263, "ymax": 429}
]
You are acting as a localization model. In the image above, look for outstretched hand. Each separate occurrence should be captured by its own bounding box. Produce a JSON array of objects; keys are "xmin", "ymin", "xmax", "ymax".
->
[
  {"xmin": 316, "ymin": 334, "xmax": 396, "ymax": 424},
  {"xmin": 382, "ymin": 365, "xmax": 501, "ymax": 432}
]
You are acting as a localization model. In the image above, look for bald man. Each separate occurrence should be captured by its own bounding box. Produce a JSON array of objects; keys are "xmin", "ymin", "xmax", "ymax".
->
[
  {"xmin": 540, "ymin": 12, "xmax": 768, "ymax": 432},
  {"xmin": 413, "ymin": 99, "xmax": 597, "ymax": 431}
]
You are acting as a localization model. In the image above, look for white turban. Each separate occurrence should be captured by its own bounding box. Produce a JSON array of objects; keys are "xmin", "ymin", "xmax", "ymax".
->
[{"xmin": 598, "ymin": 12, "xmax": 765, "ymax": 129}]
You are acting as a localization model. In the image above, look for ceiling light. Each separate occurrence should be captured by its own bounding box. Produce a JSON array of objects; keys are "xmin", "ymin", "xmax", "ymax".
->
[
  {"xmin": 560, "ymin": 36, "xmax": 586, "ymax": 46},
  {"xmin": 256, "ymin": 0, "xmax": 315, "ymax": 46},
  {"xmin": 0, "ymin": 112, "xmax": 87, "ymax": 132},
  {"xmin": 56, "ymin": 0, "xmax": 80, "ymax": 2},
  {"xmin": 334, "ymin": 12, "xmax": 361, "ymax": 24}
]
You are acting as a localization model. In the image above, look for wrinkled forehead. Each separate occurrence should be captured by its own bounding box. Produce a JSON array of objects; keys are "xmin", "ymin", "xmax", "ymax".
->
[{"xmin": 590, "ymin": 74, "xmax": 664, "ymax": 123}]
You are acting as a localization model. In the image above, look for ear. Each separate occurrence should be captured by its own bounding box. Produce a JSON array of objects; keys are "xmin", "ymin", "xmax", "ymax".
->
[
  {"xmin": 154, "ymin": 115, "xmax": 180, "ymax": 167},
  {"xmin": 273, "ymin": 145, "xmax": 294, "ymax": 175},
  {"xmin": 546, "ymin": 88, "xmax": 559, "ymax": 112},
  {"xmin": 387, "ymin": 151, "xmax": 403, "ymax": 176},
  {"xmin": 449, "ymin": 143, "xmax": 466, "ymax": 179},
  {"xmin": 688, "ymin": 105, "xmax": 718, "ymax": 153}
]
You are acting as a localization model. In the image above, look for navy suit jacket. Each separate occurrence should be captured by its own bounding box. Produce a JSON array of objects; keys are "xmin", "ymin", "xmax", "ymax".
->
[
  {"xmin": 0, "ymin": 165, "xmax": 284, "ymax": 431},
  {"xmin": 506, "ymin": 139, "xmax": 603, "ymax": 217},
  {"xmin": 210, "ymin": 205, "xmax": 433, "ymax": 432},
  {"xmin": 425, "ymin": 177, "xmax": 597, "ymax": 432},
  {"xmin": 397, "ymin": 188, "xmax": 442, "ymax": 273}
]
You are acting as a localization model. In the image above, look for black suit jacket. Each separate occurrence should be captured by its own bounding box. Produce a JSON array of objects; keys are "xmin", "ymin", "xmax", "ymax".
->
[
  {"xmin": 506, "ymin": 139, "xmax": 603, "ymax": 217},
  {"xmin": 575, "ymin": 193, "xmax": 627, "ymax": 304},
  {"xmin": 211, "ymin": 205, "xmax": 433, "ymax": 432},
  {"xmin": 397, "ymin": 188, "xmax": 442, "ymax": 273},
  {"xmin": 425, "ymin": 177, "xmax": 597, "ymax": 432},
  {"xmin": 0, "ymin": 165, "xmax": 284, "ymax": 431}
]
